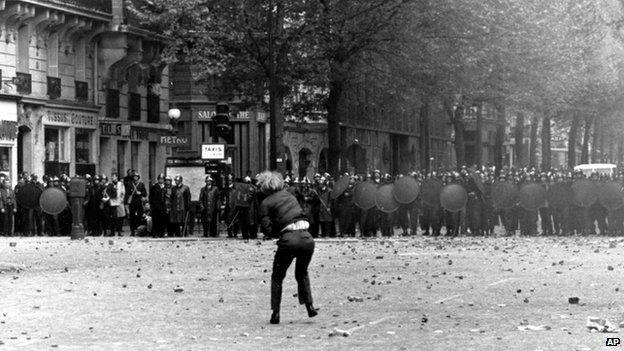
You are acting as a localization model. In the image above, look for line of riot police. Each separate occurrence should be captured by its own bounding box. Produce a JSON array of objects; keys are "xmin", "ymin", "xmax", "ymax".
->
[{"xmin": 5, "ymin": 165, "xmax": 624, "ymax": 238}]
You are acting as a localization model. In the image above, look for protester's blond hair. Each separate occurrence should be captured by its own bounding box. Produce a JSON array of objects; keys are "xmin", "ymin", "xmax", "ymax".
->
[{"xmin": 256, "ymin": 171, "xmax": 284, "ymax": 193}]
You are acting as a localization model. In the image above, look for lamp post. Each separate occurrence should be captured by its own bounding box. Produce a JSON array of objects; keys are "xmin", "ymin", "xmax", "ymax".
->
[{"xmin": 168, "ymin": 108, "xmax": 181, "ymax": 134}]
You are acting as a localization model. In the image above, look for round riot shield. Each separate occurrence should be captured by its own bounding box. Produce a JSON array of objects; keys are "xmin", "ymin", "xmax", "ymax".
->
[
  {"xmin": 598, "ymin": 181, "xmax": 624, "ymax": 210},
  {"xmin": 519, "ymin": 183, "xmax": 547, "ymax": 211},
  {"xmin": 376, "ymin": 183, "xmax": 399, "ymax": 213},
  {"xmin": 15, "ymin": 182, "xmax": 42, "ymax": 209},
  {"xmin": 547, "ymin": 182, "xmax": 573, "ymax": 209},
  {"xmin": 572, "ymin": 179, "xmax": 598, "ymax": 207},
  {"xmin": 440, "ymin": 183, "xmax": 467, "ymax": 212},
  {"xmin": 491, "ymin": 181, "xmax": 519, "ymax": 210},
  {"xmin": 330, "ymin": 176, "xmax": 350, "ymax": 200},
  {"xmin": 353, "ymin": 181, "xmax": 377, "ymax": 210},
  {"xmin": 39, "ymin": 187, "xmax": 68, "ymax": 215},
  {"xmin": 421, "ymin": 178, "xmax": 443, "ymax": 207},
  {"xmin": 392, "ymin": 176, "xmax": 419, "ymax": 204}
]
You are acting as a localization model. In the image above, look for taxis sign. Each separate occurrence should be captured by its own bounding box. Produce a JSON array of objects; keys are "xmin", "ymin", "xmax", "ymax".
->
[{"xmin": 202, "ymin": 144, "xmax": 225, "ymax": 159}]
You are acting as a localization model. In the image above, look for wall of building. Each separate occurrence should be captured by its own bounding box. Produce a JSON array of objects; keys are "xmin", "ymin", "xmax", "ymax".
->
[{"xmin": 0, "ymin": 0, "xmax": 171, "ymax": 186}]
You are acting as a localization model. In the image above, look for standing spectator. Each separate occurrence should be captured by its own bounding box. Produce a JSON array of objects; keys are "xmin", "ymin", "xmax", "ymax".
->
[
  {"xmin": 149, "ymin": 173, "xmax": 167, "ymax": 237},
  {"xmin": 170, "ymin": 175, "xmax": 191, "ymax": 236},
  {"xmin": 125, "ymin": 171, "xmax": 147, "ymax": 236},
  {"xmin": 106, "ymin": 173, "xmax": 126, "ymax": 236},
  {"xmin": 88, "ymin": 175, "xmax": 105, "ymax": 236},
  {"xmin": 164, "ymin": 176, "xmax": 174, "ymax": 236},
  {"xmin": 0, "ymin": 174, "xmax": 15, "ymax": 236},
  {"xmin": 199, "ymin": 175, "xmax": 220, "ymax": 237}
]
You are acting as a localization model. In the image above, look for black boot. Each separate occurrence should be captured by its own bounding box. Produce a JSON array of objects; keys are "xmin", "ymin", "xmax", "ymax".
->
[
  {"xmin": 306, "ymin": 304, "xmax": 318, "ymax": 318},
  {"xmin": 270, "ymin": 311, "xmax": 280, "ymax": 324}
]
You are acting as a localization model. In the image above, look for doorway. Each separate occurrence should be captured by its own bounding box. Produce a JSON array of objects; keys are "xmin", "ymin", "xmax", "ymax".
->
[{"xmin": 17, "ymin": 125, "xmax": 31, "ymax": 174}]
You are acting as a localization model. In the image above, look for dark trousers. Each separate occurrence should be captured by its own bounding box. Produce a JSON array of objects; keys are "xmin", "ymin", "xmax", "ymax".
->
[
  {"xmin": 168, "ymin": 222, "xmax": 182, "ymax": 237},
  {"xmin": 202, "ymin": 210, "xmax": 218, "ymax": 237},
  {"xmin": 109, "ymin": 207, "xmax": 123, "ymax": 235},
  {"xmin": 338, "ymin": 206, "xmax": 357, "ymax": 236},
  {"xmin": 271, "ymin": 230, "xmax": 314, "ymax": 312},
  {"xmin": 2, "ymin": 206, "xmax": 13, "ymax": 235},
  {"xmin": 151, "ymin": 209, "xmax": 167, "ymax": 237},
  {"xmin": 539, "ymin": 207, "xmax": 553, "ymax": 235},
  {"xmin": 319, "ymin": 221, "xmax": 333, "ymax": 237},
  {"xmin": 128, "ymin": 203, "xmax": 144, "ymax": 234},
  {"xmin": 236, "ymin": 206, "xmax": 252, "ymax": 239}
]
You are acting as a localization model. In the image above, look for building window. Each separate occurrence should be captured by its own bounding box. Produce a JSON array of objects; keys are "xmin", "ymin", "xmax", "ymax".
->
[
  {"xmin": 106, "ymin": 89, "xmax": 120, "ymax": 118},
  {"xmin": 0, "ymin": 147, "xmax": 10, "ymax": 175},
  {"xmin": 45, "ymin": 128, "xmax": 66, "ymax": 162},
  {"xmin": 128, "ymin": 92, "xmax": 141, "ymax": 121},
  {"xmin": 147, "ymin": 87, "xmax": 160, "ymax": 123},
  {"xmin": 75, "ymin": 129, "xmax": 91, "ymax": 164}
]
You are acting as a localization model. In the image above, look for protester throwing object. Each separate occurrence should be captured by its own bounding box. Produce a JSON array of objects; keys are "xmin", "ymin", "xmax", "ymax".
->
[{"xmin": 257, "ymin": 171, "xmax": 318, "ymax": 325}]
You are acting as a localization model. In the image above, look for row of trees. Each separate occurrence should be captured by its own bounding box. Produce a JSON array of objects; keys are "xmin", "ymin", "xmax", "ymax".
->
[{"xmin": 131, "ymin": 0, "xmax": 624, "ymax": 173}]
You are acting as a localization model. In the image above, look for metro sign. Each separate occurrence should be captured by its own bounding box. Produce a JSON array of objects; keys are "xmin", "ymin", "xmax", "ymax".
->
[
  {"xmin": 202, "ymin": 144, "xmax": 226, "ymax": 160},
  {"xmin": 159, "ymin": 134, "xmax": 191, "ymax": 146}
]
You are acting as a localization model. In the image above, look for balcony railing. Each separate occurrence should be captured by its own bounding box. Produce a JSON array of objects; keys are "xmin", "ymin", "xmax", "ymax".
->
[{"xmin": 38, "ymin": 0, "xmax": 112, "ymax": 14}]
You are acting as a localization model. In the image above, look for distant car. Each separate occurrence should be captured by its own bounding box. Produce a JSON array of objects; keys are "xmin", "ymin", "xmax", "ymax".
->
[{"xmin": 573, "ymin": 163, "xmax": 616, "ymax": 177}]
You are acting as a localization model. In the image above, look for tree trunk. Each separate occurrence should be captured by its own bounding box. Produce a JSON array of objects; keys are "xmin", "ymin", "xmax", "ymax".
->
[
  {"xmin": 268, "ymin": 0, "xmax": 285, "ymax": 173},
  {"xmin": 475, "ymin": 103, "xmax": 483, "ymax": 167},
  {"xmin": 419, "ymin": 100, "xmax": 431, "ymax": 172},
  {"xmin": 528, "ymin": 115, "xmax": 538, "ymax": 168},
  {"xmin": 591, "ymin": 117, "xmax": 600, "ymax": 162},
  {"xmin": 514, "ymin": 112, "xmax": 525, "ymax": 167},
  {"xmin": 326, "ymin": 79, "xmax": 344, "ymax": 176},
  {"xmin": 568, "ymin": 112, "xmax": 581, "ymax": 168},
  {"xmin": 494, "ymin": 104, "xmax": 505, "ymax": 175},
  {"xmin": 541, "ymin": 116, "xmax": 551, "ymax": 171},
  {"xmin": 616, "ymin": 136, "xmax": 624, "ymax": 167},
  {"xmin": 580, "ymin": 116, "xmax": 592, "ymax": 164},
  {"xmin": 453, "ymin": 105, "xmax": 465, "ymax": 168}
]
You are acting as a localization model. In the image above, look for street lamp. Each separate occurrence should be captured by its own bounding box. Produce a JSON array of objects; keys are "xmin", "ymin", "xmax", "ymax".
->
[{"xmin": 168, "ymin": 108, "xmax": 181, "ymax": 134}]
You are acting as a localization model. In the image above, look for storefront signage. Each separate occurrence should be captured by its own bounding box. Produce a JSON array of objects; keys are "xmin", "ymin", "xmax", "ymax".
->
[
  {"xmin": 201, "ymin": 144, "xmax": 225, "ymax": 159},
  {"xmin": 195, "ymin": 109, "xmax": 268, "ymax": 122},
  {"xmin": 159, "ymin": 134, "xmax": 191, "ymax": 146},
  {"xmin": 44, "ymin": 109, "xmax": 98, "ymax": 128},
  {"xmin": 196, "ymin": 110, "xmax": 216, "ymax": 120},
  {"xmin": 100, "ymin": 123, "xmax": 130, "ymax": 137},
  {"xmin": 131, "ymin": 127, "xmax": 149, "ymax": 140},
  {"xmin": 0, "ymin": 121, "xmax": 17, "ymax": 140}
]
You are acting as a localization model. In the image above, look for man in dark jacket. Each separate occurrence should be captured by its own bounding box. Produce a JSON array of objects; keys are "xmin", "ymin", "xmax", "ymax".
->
[
  {"xmin": 199, "ymin": 175, "xmax": 220, "ymax": 237},
  {"xmin": 149, "ymin": 173, "xmax": 167, "ymax": 237},
  {"xmin": 125, "ymin": 171, "xmax": 147, "ymax": 236},
  {"xmin": 170, "ymin": 175, "xmax": 191, "ymax": 236}
]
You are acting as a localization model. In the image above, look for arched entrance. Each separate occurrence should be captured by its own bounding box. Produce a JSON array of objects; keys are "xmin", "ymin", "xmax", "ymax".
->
[
  {"xmin": 284, "ymin": 146, "xmax": 293, "ymax": 176},
  {"xmin": 298, "ymin": 148, "xmax": 312, "ymax": 180}
]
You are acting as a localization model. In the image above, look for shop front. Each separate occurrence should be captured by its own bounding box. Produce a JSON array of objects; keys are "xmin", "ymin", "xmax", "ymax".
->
[
  {"xmin": 18, "ymin": 104, "xmax": 99, "ymax": 178},
  {"xmin": 99, "ymin": 120, "xmax": 169, "ymax": 184},
  {"xmin": 0, "ymin": 98, "xmax": 19, "ymax": 186}
]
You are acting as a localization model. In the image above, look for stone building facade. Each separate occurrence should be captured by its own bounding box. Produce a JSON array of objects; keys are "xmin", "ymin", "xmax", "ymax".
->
[{"xmin": 0, "ymin": 0, "xmax": 171, "ymax": 185}]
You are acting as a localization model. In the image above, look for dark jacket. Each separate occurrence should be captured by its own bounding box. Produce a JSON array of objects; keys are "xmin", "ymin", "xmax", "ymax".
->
[
  {"xmin": 170, "ymin": 184, "xmax": 191, "ymax": 223},
  {"xmin": 149, "ymin": 183, "xmax": 167, "ymax": 212},
  {"xmin": 199, "ymin": 185, "xmax": 220, "ymax": 214},
  {"xmin": 259, "ymin": 189, "xmax": 306, "ymax": 238},
  {"xmin": 125, "ymin": 181, "xmax": 147, "ymax": 206}
]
